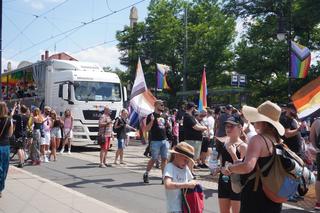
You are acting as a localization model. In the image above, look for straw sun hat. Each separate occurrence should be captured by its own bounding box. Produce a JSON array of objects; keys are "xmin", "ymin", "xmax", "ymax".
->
[
  {"xmin": 169, "ymin": 142, "xmax": 195, "ymax": 164},
  {"xmin": 242, "ymin": 100, "xmax": 285, "ymax": 136}
]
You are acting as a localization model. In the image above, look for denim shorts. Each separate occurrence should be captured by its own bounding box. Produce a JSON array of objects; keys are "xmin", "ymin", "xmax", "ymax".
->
[
  {"xmin": 150, "ymin": 140, "xmax": 169, "ymax": 160},
  {"xmin": 51, "ymin": 127, "xmax": 62, "ymax": 139},
  {"xmin": 117, "ymin": 138, "xmax": 126, "ymax": 149}
]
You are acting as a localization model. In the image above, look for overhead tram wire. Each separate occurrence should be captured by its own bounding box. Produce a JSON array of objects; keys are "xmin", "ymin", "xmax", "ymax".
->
[
  {"xmin": 43, "ymin": 17, "xmax": 83, "ymax": 50},
  {"xmin": 3, "ymin": 0, "xmax": 70, "ymax": 49},
  {"xmin": 70, "ymin": 40, "xmax": 117, "ymax": 55},
  {"xmin": 3, "ymin": 13, "xmax": 35, "ymax": 46},
  {"xmin": 8, "ymin": 0, "xmax": 146, "ymax": 60}
]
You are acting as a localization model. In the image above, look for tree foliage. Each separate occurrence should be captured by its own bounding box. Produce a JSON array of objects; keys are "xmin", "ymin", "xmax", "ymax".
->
[{"xmin": 116, "ymin": 0, "xmax": 236, "ymax": 105}]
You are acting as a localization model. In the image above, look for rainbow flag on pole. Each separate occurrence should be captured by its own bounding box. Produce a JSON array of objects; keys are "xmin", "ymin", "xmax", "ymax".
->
[
  {"xmin": 198, "ymin": 66, "xmax": 207, "ymax": 111},
  {"xmin": 156, "ymin": 63, "xmax": 170, "ymax": 89},
  {"xmin": 291, "ymin": 41, "xmax": 311, "ymax": 78},
  {"xmin": 291, "ymin": 76, "xmax": 320, "ymax": 118}
]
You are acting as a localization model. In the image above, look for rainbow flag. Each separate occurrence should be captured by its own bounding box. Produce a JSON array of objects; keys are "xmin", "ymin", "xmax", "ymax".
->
[
  {"xmin": 291, "ymin": 76, "xmax": 320, "ymax": 118},
  {"xmin": 129, "ymin": 58, "xmax": 156, "ymax": 128},
  {"xmin": 198, "ymin": 66, "xmax": 207, "ymax": 111},
  {"xmin": 156, "ymin": 63, "xmax": 170, "ymax": 89},
  {"xmin": 291, "ymin": 41, "xmax": 311, "ymax": 78}
]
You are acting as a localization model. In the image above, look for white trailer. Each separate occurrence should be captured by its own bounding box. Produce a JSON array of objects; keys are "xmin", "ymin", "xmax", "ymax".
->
[{"xmin": 2, "ymin": 59, "xmax": 127, "ymax": 145}]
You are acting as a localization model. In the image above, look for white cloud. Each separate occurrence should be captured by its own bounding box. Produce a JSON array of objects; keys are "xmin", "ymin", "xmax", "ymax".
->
[
  {"xmin": 24, "ymin": 0, "xmax": 64, "ymax": 10},
  {"xmin": 72, "ymin": 45, "xmax": 126, "ymax": 70}
]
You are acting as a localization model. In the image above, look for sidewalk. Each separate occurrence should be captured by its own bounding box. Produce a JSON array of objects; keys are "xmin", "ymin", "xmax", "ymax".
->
[{"xmin": 0, "ymin": 166, "xmax": 127, "ymax": 213}]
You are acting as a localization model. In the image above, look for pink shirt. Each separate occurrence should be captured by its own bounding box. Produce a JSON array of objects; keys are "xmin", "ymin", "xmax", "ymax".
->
[{"xmin": 63, "ymin": 117, "xmax": 73, "ymax": 129}]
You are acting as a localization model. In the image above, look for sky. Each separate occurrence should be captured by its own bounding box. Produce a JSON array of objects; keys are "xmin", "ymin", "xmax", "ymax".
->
[{"xmin": 2, "ymin": 0, "xmax": 151, "ymax": 70}]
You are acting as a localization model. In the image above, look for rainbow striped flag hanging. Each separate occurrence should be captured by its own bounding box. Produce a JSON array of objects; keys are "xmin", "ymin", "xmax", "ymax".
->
[
  {"xmin": 291, "ymin": 41, "xmax": 311, "ymax": 78},
  {"xmin": 156, "ymin": 63, "xmax": 170, "ymax": 89},
  {"xmin": 292, "ymin": 76, "xmax": 320, "ymax": 118},
  {"xmin": 198, "ymin": 66, "xmax": 207, "ymax": 111}
]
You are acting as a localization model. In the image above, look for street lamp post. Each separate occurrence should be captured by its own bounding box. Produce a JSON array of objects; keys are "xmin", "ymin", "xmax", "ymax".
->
[{"xmin": 277, "ymin": 0, "xmax": 292, "ymax": 100}]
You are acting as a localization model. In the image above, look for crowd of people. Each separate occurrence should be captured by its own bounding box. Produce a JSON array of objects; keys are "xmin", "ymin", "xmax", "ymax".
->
[
  {"xmin": 139, "ymin": 99, "xmax": 320, "ymax": 213},
  {"xmin": 1, "ymin": 98, "xmax": 320, "ymax": 213}
]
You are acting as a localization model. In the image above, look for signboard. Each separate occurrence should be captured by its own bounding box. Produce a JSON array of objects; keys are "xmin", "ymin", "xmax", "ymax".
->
[{"xmin": 231, "ymin": 75, "xmax": 238, "ymax": 86}]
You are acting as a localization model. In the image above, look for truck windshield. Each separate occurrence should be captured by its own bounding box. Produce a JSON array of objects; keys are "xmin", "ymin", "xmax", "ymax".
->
[{"xmin": 74, "ymin": 81, "xmax": 121, "ymax": 102}]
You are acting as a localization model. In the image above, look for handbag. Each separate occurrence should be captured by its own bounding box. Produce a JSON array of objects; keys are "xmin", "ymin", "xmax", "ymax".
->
[
  {"xmin": 97, "ymin": 135, "xmax": 105, "ymax": 145},
  {"xmin": 181, "ymin": 184, "xmax": 204, "ymax": 213}
]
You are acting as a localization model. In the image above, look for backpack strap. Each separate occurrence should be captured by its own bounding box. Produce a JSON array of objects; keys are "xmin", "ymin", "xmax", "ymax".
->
[
  {"xmin": 0, "ymin": 118, "xmax": 9, "ymax": 138},
  {"xmin": 252, "ymin": 135, "xmax": 275, "ymax": 191}
]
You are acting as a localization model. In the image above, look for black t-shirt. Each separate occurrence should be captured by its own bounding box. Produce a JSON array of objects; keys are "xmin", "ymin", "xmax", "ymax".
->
[
  {"xmin": 183, "ymin": 113, "xmax": 202, "ymax": 141},
  {"xmin": 280, "ymin": 115, "xmax": 302, "ymax": 155},
  {"xmin": 114, "ymin": 117, "xmax": 127, "ymax": 139},
  {"xmin": 13, "ymin": 114, "xmax": 29, "ymax": 138},
  {"xmin": 0, "ymin": 117, "xmax": 12, "ymax": 146},
  {"xmin": 146, "ymin": 112, "xmax": 166, "ymax": 141}
]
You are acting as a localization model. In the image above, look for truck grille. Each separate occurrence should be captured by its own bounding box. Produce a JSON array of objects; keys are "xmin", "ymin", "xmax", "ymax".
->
[
  {"xmin": 83, "ymin": 110, "xmax": 116, "ymax": 120},
  {"xmin": 88, "ymin": 127, "xmax": 99, "ymax": 132}
]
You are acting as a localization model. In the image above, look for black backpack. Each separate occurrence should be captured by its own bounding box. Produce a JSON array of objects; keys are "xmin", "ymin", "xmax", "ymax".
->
[{"xmin": 113, "ymin": 117, "xmax": 125, "ymax": 135}]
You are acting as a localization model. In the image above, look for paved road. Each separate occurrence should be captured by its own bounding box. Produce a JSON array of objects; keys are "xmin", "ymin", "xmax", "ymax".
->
[
  {"xmin": 15, "ymin": 143, "xmax": 310, "ymax": 213},
  {"xmin": 21, "ymin": 153, "xmax": 219, "ymax": 213}
]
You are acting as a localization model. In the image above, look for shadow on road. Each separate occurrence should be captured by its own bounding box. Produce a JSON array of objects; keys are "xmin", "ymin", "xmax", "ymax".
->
[
  {"xmin": 281, "ymin": 209, "xmax": 310, "ymax": 212},
  {"xmin": 64, "ymin": 178, "xmax": 114, "ymax": 188},
  {"xmin": 203, "ymin": 188, "xmax": 218, "ymax": 199}
]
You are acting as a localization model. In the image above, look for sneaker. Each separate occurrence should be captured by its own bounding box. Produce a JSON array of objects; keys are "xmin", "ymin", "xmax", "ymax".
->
[
  {"xmin": 99, "ymin": 163, "xmax": 106, "ymax": 168},
  {"xmin": 120, "ymin": 161, "xmax": 126, "ymax": 165},
  {"xmin": 17, "ymin": 163, "xmax": 24, "ymax": 168},
  {"xmin": 60, "ymin": 149, "xmax": 64, "ymax": 154},
  {"xmin": 44, "ymin": 156, "xmax": 49, "ymax": 163},
  {"xmin": 67, "ymin": 151, "xmax": 71, "ymax": 154},
  {"xmin": 143, "ymin": 172, "xmax": 149, "ymax": 183},
  {"xmin": 315, "ymin": 202, "xmax": 320, "ymax": 210}
]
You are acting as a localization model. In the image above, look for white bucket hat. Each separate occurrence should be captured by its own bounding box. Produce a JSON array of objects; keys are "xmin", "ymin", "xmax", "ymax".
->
[{"xmin": 242, "ymin": 100, "xmax": 285, "ymax": 136}]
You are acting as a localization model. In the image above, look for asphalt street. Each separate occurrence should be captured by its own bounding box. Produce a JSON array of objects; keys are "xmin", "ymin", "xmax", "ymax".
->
[{"xmin": 16, "ymin": 145, "xmax": 310, "ymax": 213}]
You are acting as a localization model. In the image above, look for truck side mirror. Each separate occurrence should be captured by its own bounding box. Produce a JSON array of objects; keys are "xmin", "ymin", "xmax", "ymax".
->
[
  {"xmin": 62, "ymin": 84, "xmax": 68, "ymax": 100},
  {"xmin": 123, "ymin": 86, "xmax": 127, "ymax": 101}
]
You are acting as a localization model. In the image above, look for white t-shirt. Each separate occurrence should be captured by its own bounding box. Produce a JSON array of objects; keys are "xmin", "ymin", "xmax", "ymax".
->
[
  {"xmin": 163, "ymin": 163, "xmax": 193, "ymax": 213},
  {"xmin": 207, "ymin": 116, "xmax": 215, "ymax": 139}
]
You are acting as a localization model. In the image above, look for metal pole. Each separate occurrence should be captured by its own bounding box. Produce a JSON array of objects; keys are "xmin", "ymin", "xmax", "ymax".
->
[
  {"xmin": 0, "ymin": 0, "xmax": 2, "ymax": 100},
  {"xmin": 155, "ymin": 56, "xmax": 157, "ymax": 98},
  {"xmin": 287, "ymin": 0, "xmax": 292, "ymax": 100},
  {"xmin": 182, "ymin": 7, "xmax": 188, "ymax": 99}
]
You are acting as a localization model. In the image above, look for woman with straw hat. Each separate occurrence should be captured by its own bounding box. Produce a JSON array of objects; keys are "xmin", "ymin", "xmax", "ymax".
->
[
  {"xmin": 163, "ymin": 142, "xmax": 197, "ymax": 213},
  {"xmin": 221, "ymin": 101, "xmax": 284, "ymax": 213}
]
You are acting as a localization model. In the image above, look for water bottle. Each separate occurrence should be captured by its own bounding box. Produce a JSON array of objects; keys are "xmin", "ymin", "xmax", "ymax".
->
[{"xmin": 208, "ymin": 148, "xmax": 220, "ymax": 176}]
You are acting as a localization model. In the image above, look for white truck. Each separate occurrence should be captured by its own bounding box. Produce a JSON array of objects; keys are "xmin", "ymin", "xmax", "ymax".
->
[{"xmin": 2, "ymin": 59, "xmax": 127, "ymax": 145}]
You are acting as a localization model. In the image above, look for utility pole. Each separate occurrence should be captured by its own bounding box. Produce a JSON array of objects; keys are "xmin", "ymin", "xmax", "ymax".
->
[
  {"xmin": 182, "ymin": 7, "xmax": 188, "ymax": 100},
  {"xmin": 129, "ymin": 6, "xmax": 138, "ymax": 88},
  {"xmin": 287, "ymin": 0, "xmax": 292, "ymax": 100},
  {"xmin": 0, "ymin": 0, "xmax": 3, "ymax": 100}
]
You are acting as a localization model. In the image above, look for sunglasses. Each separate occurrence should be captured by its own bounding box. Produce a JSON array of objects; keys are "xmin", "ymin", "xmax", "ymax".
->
[{"xmin": 225, "ymin": 124, "xmax": 236, "ymax": 129}]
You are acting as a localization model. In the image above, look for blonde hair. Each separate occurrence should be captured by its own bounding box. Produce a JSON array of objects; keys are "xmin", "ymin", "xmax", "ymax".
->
[{"xmin": 0, "ymin": 102, "xmax": 8, "ymax": 118}]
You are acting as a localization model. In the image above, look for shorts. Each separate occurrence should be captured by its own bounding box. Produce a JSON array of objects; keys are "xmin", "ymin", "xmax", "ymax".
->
[
  {"xmin": 100, "ymin": 137, "xmax": 111, "ymax": 150},
  {"xmin": 201, "ymin": 137, "xmax": 210, "ymax": 153},
  {"xmin": 51, "ymin": 127, "xmax": 62, "ymax": 139},
  {"xmin": 117, "ymin": 138, "xmax": 126, "ymax": 149},
  {"xmin": 41, "ymin": 132, "xmax": 51, "ymax": 145},
  {"xmin": 14, "ymin": 137, "xmax": 26, "ymax": 149},
  {"xmin": 63, "ymin": 128, "xmax": 73, "ymax": 139},
  {"xmin": 317, "ymin": 153, "xmax": 320, "ymax": 181},
  {"xmin": 150, "ymin": 140, "xmax": 169, "ymax": 160},
  {"xmin": 185, "ymin": 140, "xmax": 202, "ymax": 160},
  {"xmin": 218, "ymin": 174, "xmax": 241, "ymax": 201}
]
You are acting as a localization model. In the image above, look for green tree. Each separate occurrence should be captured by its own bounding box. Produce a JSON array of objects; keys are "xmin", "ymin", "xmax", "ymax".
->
[
  {"xmin": 116, "ymin": 0, "xmax": 236, "ymax": 105},
  {"xmin": 223, "ymin": 0, "xmax": 320, "ymax": 105}
]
